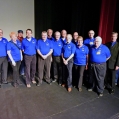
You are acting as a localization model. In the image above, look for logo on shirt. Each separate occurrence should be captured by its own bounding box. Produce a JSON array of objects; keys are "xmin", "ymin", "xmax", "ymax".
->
[
  {"xmin": 68, "ymin": 45, "xmax": 71, "ymax": 49},
  {"xmin": 58, "ymin": 43, "xmax": 61, "ymax": 46},
  {"xmin": 82, "ymin": 48, "xmax": 84, "ymax": 51},
  {"xmin": 46, "ymin": 42, "xmax": 49, "ymax": 46},
  {"xmin": 3, "ymin": 40, "xmax": 6, "ymax": 43},
  {"xmin": 32, "ymin": 40, "xmax": 35, "ymax": 44},
  {"xmin": 97, "ymin": 49, "xmax": 101, "ymax": 55}
]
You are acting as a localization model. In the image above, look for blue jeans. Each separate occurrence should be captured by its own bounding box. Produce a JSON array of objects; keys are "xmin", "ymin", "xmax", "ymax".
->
[
  {"xmin": 115, "ymin": 69, "xmax": 119, "ymax": 83},
  {"xmin": 20, "ymin": 60, "xmax": 25, "ymax": 75}
]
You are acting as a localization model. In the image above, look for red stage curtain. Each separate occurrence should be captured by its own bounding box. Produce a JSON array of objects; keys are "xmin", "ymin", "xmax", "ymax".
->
[{"xmin": 98, "ymin": 0, "xmax": 117, "ymax": 44}]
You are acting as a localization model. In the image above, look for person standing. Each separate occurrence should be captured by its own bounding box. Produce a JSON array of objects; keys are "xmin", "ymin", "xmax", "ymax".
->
[
  {"xmin": 84, "ymin": 30, "xmax": 95, "ymax": 48},
  {"xmin": 47, "ymin": 29, "xmax": 55, "ymax": 41},
  {"xmin": 105, "ymin": 32, "xmax": 119, "ymax": 94},
  {"xmin": 17, "ymin": 30, "xmax": 25, "ymax": 76},
  {"xmin": 7, "ymin": 32, "xmax": 22, "ymax": 87},
  {"xmin": 61, "ymin": 29, "xmax": 67, "ymax": 44},
  {"xmin": 88, "ymin": 36, "xmax": 111, "ymax": 96},
  {"xmin": 72, "ymin": 32, "xmax": 79, "ymax": 45},
  {"xmin": 52, "ymin": 31, "xmax": 63, "ymax": 85},
  {"xmin": 36, "ymin": 31, "xmax": 53, "ymax": 86},
  {"xmin": 21, "ymin": 29, "xmax": 37, "ymax": 88},
  {"xmin": 0, "ymin": 29, "xmax": 8, "ymax": 85},
  {"xmin": 62, "ymin": 34, "xmax": 76, "ymax": 92},
  {"xmin": 74, "ymin": 36, "xmax": 89, "ymax": 91}
]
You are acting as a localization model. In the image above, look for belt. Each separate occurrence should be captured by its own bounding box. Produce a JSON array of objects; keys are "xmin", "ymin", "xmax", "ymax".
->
[
  {"xmin": 91, "ymin": 62, "xmax": 105, "ymax": 65},
  {"xmin": 53, "ymin": 56, "xmax": 61, "ymax": 57},
  {"xmin": 0, "ymin": 56, "xmax": 6, "ymax": 58},
  {"xmin": 24, "ymin": 54, "xmax": 36, "ymax": 56}
]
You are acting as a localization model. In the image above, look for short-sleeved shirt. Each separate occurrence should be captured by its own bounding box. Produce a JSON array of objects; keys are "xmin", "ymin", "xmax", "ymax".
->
[
  {"xmin": 89, "ymin": 44, "xmax": 111, "ymax": 63},
  {"xmin": 36, "ymin": 39, "xmax": 53, "ymax": 55},
  {"xmin": 62, "ymin": 42, "xmax": 76, "ymax": 58},
  {"xmin": 84, "ymin": 38, "xmax": 95, "ymax": 48},
  {"xmin": 74, "ymin": 45, "xmax": 89, "ymax": 65},
  {"xmin": 0, "ymin": 37, "xmax": 8, "ymax": 57},
  {"xmin": 52, "ymin": 39, "xmax": 63, "ymax": 56},
  {"xmin": 7, "ymin": 40, "xmax": 21, "ymax": 61},
  {"xmin": 21, "ymin": 37, "xmax": 37, "ymax": 55}
]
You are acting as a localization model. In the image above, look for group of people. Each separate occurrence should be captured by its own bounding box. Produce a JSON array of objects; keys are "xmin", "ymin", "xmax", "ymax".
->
[{"xmin": 0, "ymin": 28, "xmax": 119, "ymax": 97}]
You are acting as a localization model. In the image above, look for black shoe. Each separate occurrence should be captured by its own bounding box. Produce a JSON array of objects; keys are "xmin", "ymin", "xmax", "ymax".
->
[
  {"xmin": 52, "ymin": 79, "xmax": 57, "ymax": 83},
  {"xmin": 2, "ymin": 81, "xmax": 8, "ymax": 84},
  {"xmin": 46, "ymin": 80, "xmax": 52, "ymax": 85},
  {"xmin": 37, "ymin": 80, "xmax": 42, "ymax": 86},
  {"xmin": 16, "ymin": 80, "xmax": 23, "ymax": 85},
  {"xmin": 110, "ymin": 89, "xmax": 114, "ymax": 94}
]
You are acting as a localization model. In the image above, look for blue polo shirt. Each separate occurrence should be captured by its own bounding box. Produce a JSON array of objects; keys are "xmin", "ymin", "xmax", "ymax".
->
[
  {"xmin": 47, "ymin": 37, "xmax": 55, "ymax": 41},
  {"xmin": 84, "ymin": 38, "xmax": 95, "ymax": 48},
  {"xmin": 52, "ymin": 39, "xmax": 63, "ymax": 56},
  {"xmin": 62, "ymin": 42, "xmax": 76, "ymax": 58},
  {"xmin": 21, "ymin": 37, "xmax": 37, "ymax": 55},
  {"xmin": 61, "ymin": 38, "xmax": 66, "ymax": 45},
  {"xmin": 36, "ymin": 39, "xmax": 53, "ymax": 55},
  {"xmin": 74, "ymin": 45, "xmax": 89, "ymax": 65},
  {"xmin": 0, "ymin": 37, "xmax": 8, "ymax": 57},
  {"xmin": 7, "ymin": 40, "xmax": 21, "ymax": 61},
  {"xmin": 89, "ymin": 44, "xmax": 111, "ymax": 63}
]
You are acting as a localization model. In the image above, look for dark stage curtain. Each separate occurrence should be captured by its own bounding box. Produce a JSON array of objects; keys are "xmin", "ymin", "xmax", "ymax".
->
[
  {"xmin": 35, "ymin": 0, "xmax": 101, "ymax": 39},
  {"xmin": 98, "ymin": 0, "xmax": 117, "ymax": 44}
]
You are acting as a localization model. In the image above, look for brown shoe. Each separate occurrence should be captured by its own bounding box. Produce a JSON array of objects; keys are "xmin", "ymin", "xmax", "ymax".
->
[
  {"xmin": 68, "ymin": 87, "xmax": 72, "ymax": 92},
  {"xmin": 62, "ymin": 84, "xmax": 65, "ymax": 87}
]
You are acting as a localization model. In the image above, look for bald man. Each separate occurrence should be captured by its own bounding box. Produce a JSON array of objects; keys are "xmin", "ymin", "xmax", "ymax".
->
[{"xmin": 88, "ymin": 36, "xmax": 110, "ymax": 96}]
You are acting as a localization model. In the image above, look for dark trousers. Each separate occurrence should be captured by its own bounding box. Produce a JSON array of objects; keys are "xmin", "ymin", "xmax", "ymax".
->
[
  {"xmin": 38, "ymin": 55, "xmax": 51, "ymax": 82},
  {"xmin": 24, "ymin": 55, "xmax": 36, "ymax": 84},
  {"xmin": 89, "ymin": 63, "xmax": 106, "ymax": 93},
  {"xmin": 53, "ymin": 56, "xmax": 62, "ymax": 83},
  {"xmin": 74, "ymin": 65, "xmax": 85, "ymax": 88},
  {"xmin": 10, "ymin": 61, "xmax": 21, "ymax": 83},
  {"xmin": 105, "ymin": 68, "xmax": 116, "ymax": 89},
  {"xmin": 63, "ymin": 58, "xmax": 73, "ymax": 88},
  {"xmin": 0, "ymin": 57, "xmax": 8, "ymax": 83}
]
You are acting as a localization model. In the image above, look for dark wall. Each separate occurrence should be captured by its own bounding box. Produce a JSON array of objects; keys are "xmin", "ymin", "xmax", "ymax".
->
[{"xmin": 35, "ymin": 0, "xmax": 101, "ymax": 39}]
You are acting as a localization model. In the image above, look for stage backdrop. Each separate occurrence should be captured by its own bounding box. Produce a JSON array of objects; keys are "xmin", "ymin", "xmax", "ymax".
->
[{"xmin": 0, "ymin": 0, "xmax": 34, "ymax": 40}]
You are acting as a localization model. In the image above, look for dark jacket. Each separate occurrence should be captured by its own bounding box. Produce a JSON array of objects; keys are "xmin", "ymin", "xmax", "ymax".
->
[{"xmin": 105, "ymin": 41, "xmax": 119, "ymax": 69}]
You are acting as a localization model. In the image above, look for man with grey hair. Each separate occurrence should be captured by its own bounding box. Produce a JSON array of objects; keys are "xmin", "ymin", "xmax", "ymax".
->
[{"xmin": 88, "ymin": 36, "xmax": 111, "ymax": 96}]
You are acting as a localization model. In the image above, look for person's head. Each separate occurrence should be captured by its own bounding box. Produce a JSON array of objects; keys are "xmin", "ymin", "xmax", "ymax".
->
[
  {"xmin": 66, "ymin": 34, "xmax": 72, "ymax": 43},
  {"xmin": 77, "ymin": 36, "xmax": 83, "ymax": 46},
  {"xmin": 47, "ymin": 29, "xmax": 53, "ymax": 38},
  {"xmin": 94, "ymin": 36, "xmax": 102, "ymax": 47},
  {"xmin": 61, "ymin": 30, "xmax": 67, "ymax": 38},
  {"xmin": 111, "ymin": 32, "xmax": 118, "ymax": 42},
  {"xmin": 73, "ymin": 32, "xmax": 78, "ymax": 40},
  {"xmin": 55, "ymin": 31, "xmax": 61, "ymax": 40},
  {"xmin": 18, "ymin": 30, "xmax": 23, "ymax": 38},
  {"xmin": 26, "ymin": 29, "xmax": 32, "ymax": 38},
  {"xmin": 41, "ymin": 31, "xmax": 47, "ymax": 40},
  {"xmin": 0, "ymin": 29, "xmax": 3, "ymax": 39},
  {"xmin": 88, "ymin": 30, "xmax": 95, "ymax": 39},
  {"xmin": 9, "ymin": 32, "xmax": 17, "ymax": 42}
]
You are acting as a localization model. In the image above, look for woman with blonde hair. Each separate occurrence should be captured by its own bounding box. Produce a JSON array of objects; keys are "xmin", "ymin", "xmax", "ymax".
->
[{"xmin": 7, "ymin": 32, "xmax": 22, "ymax": 87}]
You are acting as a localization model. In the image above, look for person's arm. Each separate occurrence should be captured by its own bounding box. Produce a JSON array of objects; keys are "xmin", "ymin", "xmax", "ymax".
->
[
  {"xmin": 45, "ymin": 49, "xmax": 53, "ymax": 57},
  {"xmin": 66, "ymin": 54, "xmax": 74, "ymax": 62},
  {"xmin": 85, "ymin": 55, "xmax": 89, "ymax": 70},
  {"xmin": 20, "ymin": 50, "xmax": 23, "ymax": 61},
  {"xmin": 115, "ymin": 53, "xmax": 119, "ymax": 70},
  {"xmin": 7, "ymin": 50, "xmax": 16, "ymax": 66}
]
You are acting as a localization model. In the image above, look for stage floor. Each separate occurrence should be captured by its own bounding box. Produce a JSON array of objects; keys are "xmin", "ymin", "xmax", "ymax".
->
[{"xmin": 0, "ymin": 76, "xmax": 119, "ymax": 119}]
